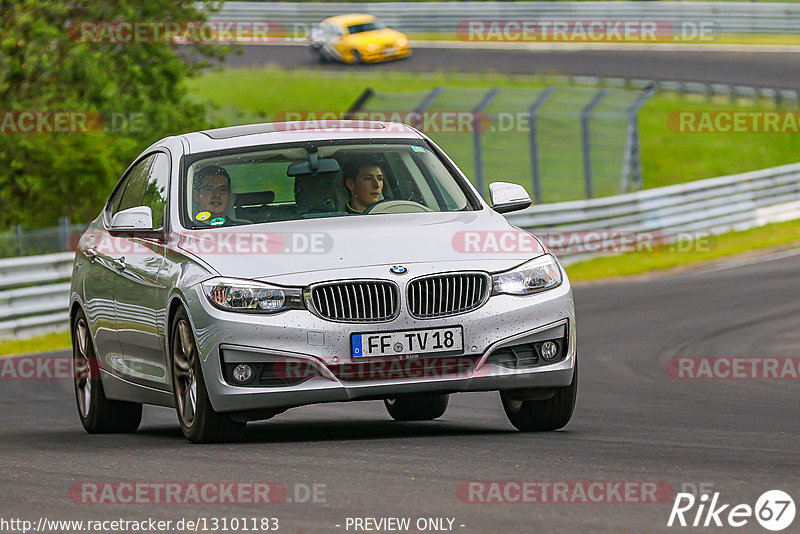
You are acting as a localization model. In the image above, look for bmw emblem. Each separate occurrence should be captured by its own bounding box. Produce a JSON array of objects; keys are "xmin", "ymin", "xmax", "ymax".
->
[{"xmin": 390, "ymin": 265, "xmax": 408, "ymax": 275}]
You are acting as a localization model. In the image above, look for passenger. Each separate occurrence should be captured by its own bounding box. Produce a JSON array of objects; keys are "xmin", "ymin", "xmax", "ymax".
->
[
  {"xmin": 192, "ymin": 165, "xmax": 232, "ymax": 225},
  {"xmin": 343, "ymin": 157, "xmax": 384, "ymax": 214}
]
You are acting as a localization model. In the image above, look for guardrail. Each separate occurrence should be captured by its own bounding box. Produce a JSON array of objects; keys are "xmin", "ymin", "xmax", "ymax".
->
[
  {"xmin": 2, "ymin": 161, "xmax": 800, "ymax": 340},
  {"xmin": 213, "ymin": 2, "xmax": 800, "ymax": 35},
  {"xmin": 507, "ymin": 161, "xmax": 800, "ymax": 264},
  {"xmin": 0, "ymin": 252, "xmax": 74, "ymax": 340}
]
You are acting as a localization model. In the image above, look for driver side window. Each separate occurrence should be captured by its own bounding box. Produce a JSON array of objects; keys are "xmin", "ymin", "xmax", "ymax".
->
[{"xmin": 111, "ymin": 153, "xmax": 169, "ymax": 229}]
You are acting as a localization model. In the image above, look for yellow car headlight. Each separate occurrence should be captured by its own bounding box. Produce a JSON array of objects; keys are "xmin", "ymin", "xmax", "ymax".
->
[{"xmin": 397, "ymin": 37, "xmax": 408, "ymax": 47}]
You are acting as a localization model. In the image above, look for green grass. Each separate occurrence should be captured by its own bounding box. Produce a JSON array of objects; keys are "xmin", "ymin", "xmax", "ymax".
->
[
  {"xmin": 0, "ymin": 330, "xmax": 71, "ymax": 357},
  {"xmin": 186, "ymin": 66, "xmax": 800, "ymax": 200},
  {"xmin": 566, "ymin": 219, "xmax": 800, "ymax": 281}
]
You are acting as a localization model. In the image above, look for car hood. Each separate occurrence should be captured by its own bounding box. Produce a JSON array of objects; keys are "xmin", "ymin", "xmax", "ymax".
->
[
  {"xmin": 346, "ymin": 29, "xmax": 405, "ymax": 47},
  {"xmin": 176, "ymin": 209, "xmax": 546, "ymax": 281}
]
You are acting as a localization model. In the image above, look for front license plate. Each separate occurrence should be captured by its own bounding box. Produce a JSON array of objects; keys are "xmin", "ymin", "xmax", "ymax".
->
[
  {"xmin": 383, "ymin": 47, "xmax": 397, "ymax": 55},
  {"xmin": 351, "ymin": 326, "xmax": 463, "ymax": 358}
]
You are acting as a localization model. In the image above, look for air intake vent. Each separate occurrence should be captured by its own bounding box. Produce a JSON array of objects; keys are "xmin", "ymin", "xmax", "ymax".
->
[
  {"xmin": 407, "ymin": 273, "xmax": 490, "ymax": 319},
  {"xmin": 310, "ymin": 280, "xmax": 399, "ymax": 322}
]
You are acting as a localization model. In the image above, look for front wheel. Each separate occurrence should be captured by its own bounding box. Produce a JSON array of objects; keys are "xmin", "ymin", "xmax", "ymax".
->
[
  {"xmin": 384, "ymin": 394, "xmax": 449, "ymax": 421},
  {"xmin": 500, "ymin": 361, "xmax": 578, "ymax": 431},
  {"xmin": 171, "ymin": 308, "xmax": 246, "ymax": 443},
  {"xmin": 72, "ymin": 310, "xmax": 142, "ymax": 433}
]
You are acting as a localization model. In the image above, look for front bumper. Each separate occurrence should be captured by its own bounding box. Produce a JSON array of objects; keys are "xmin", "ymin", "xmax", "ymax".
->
[
  {"xmin": 359, "ymin": 47, "xmax": 411, "ymax": 63},
  {"xmin": 184, "ymin": 270, "xmax": 576, "ymax": 413}
]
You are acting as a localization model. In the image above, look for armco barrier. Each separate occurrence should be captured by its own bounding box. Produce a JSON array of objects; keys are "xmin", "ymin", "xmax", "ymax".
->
[
  {"xmin": 0, "ymin": 252, "xmax": 74, "ymax": 340},
  {"xmin": 2, "ymin": 162, "xmax": 799, "ymax": 339},
  {"xmin": 213, "ymin": 2, "xmax": 800, "ymax": 36},
  {"xmin": 506, "ymin": 162, "xmax": 800, "ymax": 263}
]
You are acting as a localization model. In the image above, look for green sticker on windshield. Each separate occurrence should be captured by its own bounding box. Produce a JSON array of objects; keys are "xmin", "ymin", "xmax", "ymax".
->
[
  {"xmin": 411, "ymin": 146, "xmax": 426, "ymax": 153},
  {"xmin": 209, "ymin": 217, "xmax": 226, "ymax": 226}
]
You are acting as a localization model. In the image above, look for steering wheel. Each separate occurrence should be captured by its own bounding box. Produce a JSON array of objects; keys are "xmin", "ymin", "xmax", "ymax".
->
[{"xmin": 363, "ymin": 200, "xmax": 434, "ymax": 215}]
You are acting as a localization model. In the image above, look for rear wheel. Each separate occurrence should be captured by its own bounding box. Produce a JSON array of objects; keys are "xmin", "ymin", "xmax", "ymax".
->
[
  {"xmin": 171, "ymin": 308, "xmax": 246, "ymax": 443},
  {"xmin": 384, "ymin": 394, "xmax": 449, "ymax": 421},
  {"xmin": 72, "ymin": 310, "xmax": 142, "ymax": 433},
  {"xmin": 500, "ymin": 361, "xmax": 578, "ymax": 431}
]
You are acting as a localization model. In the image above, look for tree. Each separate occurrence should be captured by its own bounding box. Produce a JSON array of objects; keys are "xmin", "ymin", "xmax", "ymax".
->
[{"xmin": 0, "ymin": 0, "xmax": 229, "ymax": 228}]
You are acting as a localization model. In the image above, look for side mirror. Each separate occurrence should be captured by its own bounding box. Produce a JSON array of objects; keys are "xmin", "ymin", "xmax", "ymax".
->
[
  {"xmin": 489, "ymin": 182, "xmax": 532, "ymax": 214},
  {"xmin": 110, "ymin": 206, "xmax": 153, "ymax": 231}
]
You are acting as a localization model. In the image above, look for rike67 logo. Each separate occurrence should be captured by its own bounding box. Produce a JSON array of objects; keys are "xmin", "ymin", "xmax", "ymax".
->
[{"xmin": 668, "ymin": 490, "xmax": 795, "ymax": 531}]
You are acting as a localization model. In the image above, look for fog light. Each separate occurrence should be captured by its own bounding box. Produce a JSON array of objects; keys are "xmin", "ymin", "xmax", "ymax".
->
[
  {"xmin": 540, "ymin": 341, "xmax": 559, "ymax": 361},
  {"xmin": 232, "ymin": 364, "xmax": 253, "ymax": 383}
]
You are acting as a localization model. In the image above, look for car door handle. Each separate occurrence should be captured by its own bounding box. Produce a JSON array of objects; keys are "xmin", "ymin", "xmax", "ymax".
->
[
  {"xmin": 111, "ymin": 256, "xmax": 126, "ymax": 270},
  {"xmin": 82, "ymin": 247, "xmax": 97, "ymax": 259}
]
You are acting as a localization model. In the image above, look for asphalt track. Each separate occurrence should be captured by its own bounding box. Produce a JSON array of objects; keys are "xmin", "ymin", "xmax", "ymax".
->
[
  {"xmin": 2, "ymin": 251, "xmax": 798, "ymax": 533},
  {"xmin": 225, "ymin": 43, "xmax": 800, "ymax": 89}
]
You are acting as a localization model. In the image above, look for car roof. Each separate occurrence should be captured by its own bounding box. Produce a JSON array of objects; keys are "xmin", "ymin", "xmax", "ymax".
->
[
  {"xmin": 179, "ymin": 120, "xmax": 422, "ymax": 154},
  {"xmin": 324, "ymin": 14, "xmax": 376, "ymax": 27}
]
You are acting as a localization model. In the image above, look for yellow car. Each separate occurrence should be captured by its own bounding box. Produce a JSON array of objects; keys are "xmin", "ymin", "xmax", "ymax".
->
[{"xmin": 309, "ymin": 14, "xmax": 411, "ymax": 64}]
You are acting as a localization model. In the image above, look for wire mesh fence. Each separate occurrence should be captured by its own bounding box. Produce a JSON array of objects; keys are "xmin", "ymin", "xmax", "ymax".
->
[
  {"xmin": 0, "ymin": 219, "xmax": 87, "ymax": 259},
  {"xmin": 351, "ymin": 83, "xmax": 652, "ymax": 202}
]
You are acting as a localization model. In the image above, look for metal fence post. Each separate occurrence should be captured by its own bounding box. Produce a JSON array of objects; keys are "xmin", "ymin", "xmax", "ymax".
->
[
  {"xmin": 528, "ymin": 86, "xmax": 557, "ymax": 202},
  {"xmin": 471, "ymin": 87, "xmax": 500, "ymax": 198},
  {"xmin": 621, "ymin": 85, "xmax": 657, "ymax": 192},
  {"xmin": 410, "ymin": 86, "xmax": 444, "ymax": 130},
  {"xmin": 581, "ymin": 88, "xmax": 608, "ymax": 199},
  {"xmin": 58, "ymin": 216, "xmax": 70, "ymax": 251},
  {"xmin": 15, "ymin": 224, "xmax": 24, "ymax": 256},
  {"xmin": 343, "ymin": 87, "xmax": 375, "ymax": 118}
]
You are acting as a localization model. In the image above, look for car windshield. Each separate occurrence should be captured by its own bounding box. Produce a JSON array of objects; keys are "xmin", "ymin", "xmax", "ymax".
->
[
  {"xmin": 183, "ymin": 140, "xmax": 477, "ymax": 228},
  {"xmin": 347, "ymin": 21, "xmax": 385, "ymax": 34}
]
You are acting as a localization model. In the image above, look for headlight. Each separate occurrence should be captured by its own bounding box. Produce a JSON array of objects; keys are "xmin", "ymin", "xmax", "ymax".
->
[
  {"xmin": 492, "ymin": 255, "xmax": 562, "ymax": 296},
  {"xmin": 201, "ymin": 277, "xmax": 305, "ymax": 313},
  {"xmin": 397, "ymin": 37, "xmax": 408, "ymax": 47},
  {"xmin": 366, "ymin": 43, "xmax": 378, "ymax": 52}
]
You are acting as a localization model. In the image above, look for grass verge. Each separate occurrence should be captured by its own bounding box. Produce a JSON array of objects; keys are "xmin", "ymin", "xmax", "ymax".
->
[
  {"xmin": 0, "ymin": 331, "xmax": 71, "ymax": 358},
  {"xmin": 565, "ymin": 219, "xmax": 800, "ymax": 281}
]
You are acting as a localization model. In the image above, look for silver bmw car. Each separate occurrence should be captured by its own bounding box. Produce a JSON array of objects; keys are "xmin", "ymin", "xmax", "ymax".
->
[{"xmin": 70, "ymin": 120, "xmax": 577, "ymax": 443}]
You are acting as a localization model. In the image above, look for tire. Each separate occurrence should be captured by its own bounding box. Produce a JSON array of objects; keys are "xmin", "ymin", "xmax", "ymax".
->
[
  {"xmin": 351, "ymin": 49, "xmax": 362, "ymax": 64},
  {"xmin": 311, "ymin": 47, "xmax": 329, "ymax": 63},
  {"xmin": 500, "ymin": 360, "xmax": 578, "ymax": 431},
  {"xmin": 384, "ymin": 394, "xmax": 449, "ymax": 421},
  {"xmin": 171, "ymin": 307, "xmax": 246, "ymax": 443},
  {"xmin": 72, "ymin": 310, "xmax": 142, "ymax": 433}
]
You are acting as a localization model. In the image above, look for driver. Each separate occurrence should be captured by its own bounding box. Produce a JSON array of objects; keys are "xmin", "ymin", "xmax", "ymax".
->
[{"xmin": 343, "ymin": 157, "xmax": 384, "ymax": 214}]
